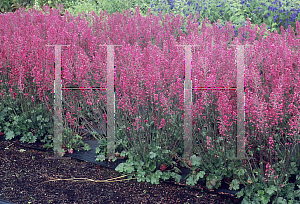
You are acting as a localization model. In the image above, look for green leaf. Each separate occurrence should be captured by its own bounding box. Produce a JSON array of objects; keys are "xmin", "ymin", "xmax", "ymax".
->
[
  {"xmin": 149, "ymin": 151, "xmax": 156, "ymax": 159},
  {"xmin": 276, "ymin": 197, "xmax": 287, "ymax": 204},
  {"xmin": 13, "ymin": 115, "xmax": 20, "ymax": 121},
  {"xmin": 236, "ymin": 168, "xmax": 246, "ymax": 176},
  {"xmin": 236, "ymin": 188, "xmax": 244, "ymax": 198},
  {"xmin": 150, "ymin": 172, "xmax": 161, "ymax": 184},
  {"xmin": 143, "ymin": 174, "xmax": 150, "ymax": 182},
  {"xmin": 37, "ymin": 115, "xmax": 42, "ymax": 121},
  {"xmin": 161, "ymin": 172, "xmax": 171, "ymax": 181},
  {"xmin": 265, "ymin": 2, "xmax": 271, "ymax": 7},
  {"xmin": 186, "ymin": 175, "xmax": 199, "ymax": 186},
  {"xmin": 258, "ymin": 190, "xmax": 264, "ymax": 196},
  {"xmin": 83, "ymin": 143, "xmax": 91, "ymax": 151},
  {"xmin": 5, "ymin": 130, "xmax": 15, "ymax": 140},
  {"xmin": 260, "ymin": 194, "xmax": 271, "ymax": 204},
  {"xmin": 230, "ymin": 15, "xmax": 237, "ymax": 23},
  {"xmin": 265, "ymin": 185, "xmax": 277, "ymax": 195},
  {"xmin": 294, "ymin": 189, "xmax": 300, "ymax": 197},
  {"xmin": 95, "ymin": 146, "xmax": 101, "ymax": 154},
  {"xmin": 120, "ymin": 150, "xmax": 127, "ymax": 157},
  {"xmin": 161, "ymin": 149, "xmax": 170, "ymax": 154},
  {"xmin": 289, "ymin": 162, "xmax": 297, "ymax": 174},
  {"xmin": 136, "ymin": 160, "xmax": 144, "ymax": 167},
  {"xmin": 115, "ymin": 163, "xmax": 125, "ymax": 172},
  {"xmin": 268, "ymin": 16, "xmax": 273, "ymax": 25},
  {"xmin": 149, "ymin": 163, "xmax": 156, "ymax": 172},
  {"xmin": 271, "ymin": 22, "xmax": 277, "ymax": 28},
  {"xmin": 191, "ymin": 154, "xmax": 201, "ymax": 166},
  {"xmin": 137, "ymin": 174, "xmax": 145, "ymax": 182},
  {"xmin": 124, "ymin": 163, "xmax": 135, "ymax": 174},
  {"xmin": 229, "ymin": 179, "xmax": 240, "ymax": 190},
  {"xmin": 95, "ymin": 154, "xmax": 105, "ymax": 162},
  {"xmin": 196, "ymin": 171, "xmax": 205, "ymax": 179},
  {"xmin": 171, "ymin": 172, "xmax": 181, "ymax": 183}
]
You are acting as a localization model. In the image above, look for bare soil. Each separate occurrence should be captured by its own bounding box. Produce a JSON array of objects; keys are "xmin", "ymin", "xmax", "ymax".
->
[{"xmin": 0, "ymin": 137, "xmax": 243, "ymax": 204}]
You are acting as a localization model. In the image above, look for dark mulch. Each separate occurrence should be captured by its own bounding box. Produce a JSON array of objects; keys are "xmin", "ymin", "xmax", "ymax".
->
[{"xmin": 0, "ymin": 137, "xmax": 244, "ymax": 204}]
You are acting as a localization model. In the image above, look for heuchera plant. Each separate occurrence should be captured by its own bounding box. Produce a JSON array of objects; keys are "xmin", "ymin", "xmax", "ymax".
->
[{"xmin": 1, "ymin": 4, "xmax": 300, "ymax": 203}]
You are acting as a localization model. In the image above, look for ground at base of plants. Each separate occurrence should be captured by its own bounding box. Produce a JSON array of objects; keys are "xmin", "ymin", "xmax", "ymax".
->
[{"xmin": 0, "ymin": 139, "xmax": 243, "ymax": 204}]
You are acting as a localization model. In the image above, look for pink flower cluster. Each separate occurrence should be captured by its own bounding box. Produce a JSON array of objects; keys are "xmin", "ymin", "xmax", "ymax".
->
[
  {"xmin": 264, "ymin": 162, "xmax": 279, "ymax": 182},
  {"xmin": 1, "ymin": 6, "xmax": 300, "ymax": 182}
]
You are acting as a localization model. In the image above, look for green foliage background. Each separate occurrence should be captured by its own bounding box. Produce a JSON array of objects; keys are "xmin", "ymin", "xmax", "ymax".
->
[{"xmin": 2, "ymin": 0, "xmax": 300, "ymax": 39}]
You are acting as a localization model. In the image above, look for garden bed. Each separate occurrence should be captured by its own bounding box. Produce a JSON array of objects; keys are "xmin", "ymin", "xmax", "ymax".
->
[
  {"xmin": 0, "ymin": 136, "xmax": 243, "ymax": 204},
  {"xmin": 1, "ymin": 88, "xmax": 299, "ymax": 203}
]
